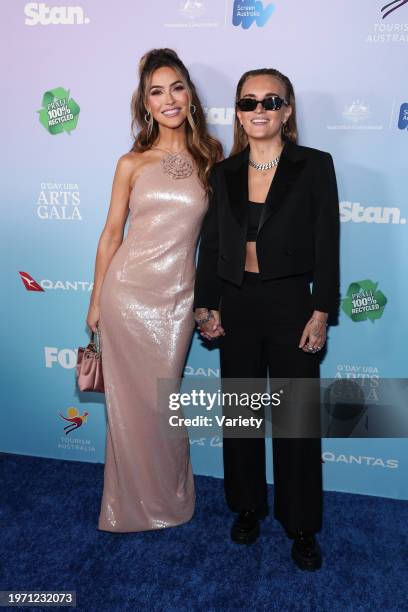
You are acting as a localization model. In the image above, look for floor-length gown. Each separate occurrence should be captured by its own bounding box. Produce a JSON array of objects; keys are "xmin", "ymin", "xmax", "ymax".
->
[{"xmin": 97, "ymin": 155, "xmax": 207, "ymax": 532}]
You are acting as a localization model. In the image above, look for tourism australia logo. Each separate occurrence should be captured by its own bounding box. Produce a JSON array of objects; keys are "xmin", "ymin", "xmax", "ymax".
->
[
  {"xmin": 381, "ymin": 0, "xmax": 408, "ymax": 19},
  {"xmin": 232, "ymin": 1, "xmax": 275, "ymax": 29}
]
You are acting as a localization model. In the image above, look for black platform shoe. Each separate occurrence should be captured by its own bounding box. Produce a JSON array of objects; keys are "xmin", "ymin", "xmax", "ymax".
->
[
  {"xmin": 288, "ymin": 530, "xmax": 322, "ymax": 571},
  {"xmin": 231, "ymin": 507, "xmax": 268, "ymax": 545}
]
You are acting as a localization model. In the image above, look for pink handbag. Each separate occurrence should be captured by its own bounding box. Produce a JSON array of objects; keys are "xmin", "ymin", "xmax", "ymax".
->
[{"xmin": 76, "ymin": 329, "xmax": 105, "ymax": 393}]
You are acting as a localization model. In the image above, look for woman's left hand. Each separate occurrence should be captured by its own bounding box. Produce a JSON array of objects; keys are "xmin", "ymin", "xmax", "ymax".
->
[{"xmin": 299, "ymin": 313, "xmax": 328, "ymax": 354}]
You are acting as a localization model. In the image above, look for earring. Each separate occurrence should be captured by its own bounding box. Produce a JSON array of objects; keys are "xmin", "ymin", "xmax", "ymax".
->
[
  {"xmin": 190, "ymin": 104, "xmax": 196, "ymax": 115},
  {"xmin": 144, "ymin": 112, "xmax": 151, "ymax": 123}
]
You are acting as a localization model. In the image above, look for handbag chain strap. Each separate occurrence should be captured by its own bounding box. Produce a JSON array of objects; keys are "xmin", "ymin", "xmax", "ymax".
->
[{"xmin": 89, "ymin": 328, "xmax": 102, "ymax": 354}]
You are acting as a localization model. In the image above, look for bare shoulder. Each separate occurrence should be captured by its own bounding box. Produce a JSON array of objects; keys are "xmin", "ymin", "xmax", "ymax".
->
[
  {"xmin": 116, "ymin": 151, "xmax": 143, "ymax": 176},
  {"xmin": 117, "ymin": 149, "xmax": 163, "ymax": 189}
]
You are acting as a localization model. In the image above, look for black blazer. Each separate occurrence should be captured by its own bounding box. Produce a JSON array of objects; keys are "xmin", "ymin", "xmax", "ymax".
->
[{"xmin": 194, "ymin": 139, "xmax": 340, "ymax": 319}]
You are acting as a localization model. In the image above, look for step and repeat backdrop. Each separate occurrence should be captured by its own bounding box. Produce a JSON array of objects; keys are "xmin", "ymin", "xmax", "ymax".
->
[{"xmin": 2, "ymin": 1, "xmax": 407, "ymax": 499}]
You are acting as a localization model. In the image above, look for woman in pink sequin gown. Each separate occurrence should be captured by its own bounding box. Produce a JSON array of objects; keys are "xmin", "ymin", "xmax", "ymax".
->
[{"xmin": 86, "ymin": 49, "xmax": 222, "ymax": 532}]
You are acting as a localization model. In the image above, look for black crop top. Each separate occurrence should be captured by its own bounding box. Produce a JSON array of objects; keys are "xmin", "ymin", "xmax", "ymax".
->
[{"xmin": 247, "ymin": 200, "xmax": 264, "ymax": 241}]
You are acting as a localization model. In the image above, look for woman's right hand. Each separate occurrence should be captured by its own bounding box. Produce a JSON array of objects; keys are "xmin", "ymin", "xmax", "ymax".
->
[
  {"xmin": 196, "ymin": 309, "xmax": 225, "ymax": 341},
  {"xmin": 86, "ymin": 301, "xmax": 100, "ymax": 333}
]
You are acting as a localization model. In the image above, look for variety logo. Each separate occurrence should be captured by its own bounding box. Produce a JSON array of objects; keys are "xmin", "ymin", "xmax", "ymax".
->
[
  {"xmin": 24, "ymin": 3, "xmax": 90, "ymax": 26},
  {"xmin": 38, "ymin": 87, "xmax": 80, "ymax": 135},
  {"xmin": 204, "ymin": 107, "xmax": 235, "ymax": 125},
  {"xmin": 59, "ymin": 407, "xmax": 88, "ymax": 434},
  {"xmin": 398, "ymin": 102, "xmax": 408, "ymax": 129},
  {"xmin": 45, "ymin": 347, "xmax": 78, "ymax": 369},
  {"xmin": 322, "ymin": 451, "xmax": 398, "ymax": 468},
  {"xmin": 340, "ymin": 202, "xmax": 406, "ymax": 224},
  {"xmin": 381, "ymin": 0, "xmax": 408, "ymax": 18},
  {"xmin": 232, "ymin": 0, "xmax": 274, "ymax": 29},
  {"xmin": 36, "ymin": 182, "xmax": 81, "ymax": 220},
  {"xmin": 342, "ymin": 280, "xmax": 387, "ymax": 323},
  {"xmin": 19, "ymin": 272, "xmax": 93, "ymax": 292}
]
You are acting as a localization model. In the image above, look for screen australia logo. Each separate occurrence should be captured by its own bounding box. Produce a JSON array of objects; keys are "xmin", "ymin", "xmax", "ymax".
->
[{"xmin": 232, "ymin": 1, "xmax": 274, "ymax": 29}]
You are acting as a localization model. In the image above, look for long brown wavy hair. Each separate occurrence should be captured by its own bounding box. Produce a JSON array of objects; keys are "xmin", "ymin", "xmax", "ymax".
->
[
  {"xmin": 231, "ymin": 68, "xmax": 298, "ymax": 156},
  {"xmin": 131, "ymin": 48, "xmax": 222, "ymax": 191}
]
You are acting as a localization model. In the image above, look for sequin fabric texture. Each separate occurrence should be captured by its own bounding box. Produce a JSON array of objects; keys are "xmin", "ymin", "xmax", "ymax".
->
[{"xmin": 97, "ymin": 157, "xmax": 208, "ymax": 532}]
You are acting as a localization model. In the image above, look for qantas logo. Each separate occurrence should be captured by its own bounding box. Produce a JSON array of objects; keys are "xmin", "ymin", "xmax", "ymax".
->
[
  {"xmin": 19, "ymin": 271, "xmax": 45, "ymax": 292},
  {"xmin": 19, "ymin": 271, "xmax": 93, "ymax": 291}
]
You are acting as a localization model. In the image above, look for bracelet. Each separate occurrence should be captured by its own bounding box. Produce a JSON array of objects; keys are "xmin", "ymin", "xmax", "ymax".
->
[
  {"xmin": 310, "ymin": 316, "xmax": 328, "ymax": 326},
  {"xmin": 195, "ymin": 310, "xmax": 214, "ymax": 326}
]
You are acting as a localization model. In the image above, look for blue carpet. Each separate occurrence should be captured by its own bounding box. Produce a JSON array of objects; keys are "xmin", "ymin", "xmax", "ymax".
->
[{"xmin": 0, "ymin": 452, "xmax": 407, "ymax": 611}]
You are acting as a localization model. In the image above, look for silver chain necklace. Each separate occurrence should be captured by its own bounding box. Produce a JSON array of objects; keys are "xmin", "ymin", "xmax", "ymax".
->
[{"xmin": 249, "ymin": 154, "xmax": 281, "ymax": 172}]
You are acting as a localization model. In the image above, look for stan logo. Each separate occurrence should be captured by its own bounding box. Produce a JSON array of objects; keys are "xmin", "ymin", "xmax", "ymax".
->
[
  {"xmin": 340, "ymin": 202, "xmax": 406, "ymax": 224},
  {"xmin": 342, "ymin": 280, "xmax": 387, "ymax": 323},
  {"xmin": 232, "ymin": 1, "xmax": 274, "ymax": 29},
  {"xmin": 19, "ymin": 271, "xmax": 44, "ymax": 292},
  {"xmin": 59, "ymin": 407, "xmax": 88, "ymax": 434},
  {"xmin": 24, "ymin": 2, "xmax": 90, "ymax": 25},
  {"xmin": 179, "ymin": 0, "xmax": 205, "ymax": 19},
  {"xmin": 342, "ymin": 101, "xmax": 371, "ymax": 123},
  {"xmin": 381, "ymin": 0, "xmax": 408, "ymax": 19},
  {"xmin": 398, "ymin": 103, "xmax": 408, "ymax": 129}
]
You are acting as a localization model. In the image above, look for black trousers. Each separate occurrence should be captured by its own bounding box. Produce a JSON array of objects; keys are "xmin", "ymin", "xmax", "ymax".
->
[{"xmin": 219, "ymin": 271, "xmax": 323, "ymax": 534}]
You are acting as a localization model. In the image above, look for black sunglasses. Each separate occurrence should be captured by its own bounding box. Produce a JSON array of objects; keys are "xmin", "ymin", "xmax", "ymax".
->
[{"xmin": 236, "ymin": 95, "xmax": 289, "ymax": 112}]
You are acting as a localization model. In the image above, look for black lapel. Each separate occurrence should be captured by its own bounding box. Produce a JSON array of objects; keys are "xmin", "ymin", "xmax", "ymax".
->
[
  {"xmin": 223, "ymin": 147, "xmax": 249, "ymax": 230},
  {"xmin": 258, "ymin": 140, "xmax": 307, "ymax": 234}
]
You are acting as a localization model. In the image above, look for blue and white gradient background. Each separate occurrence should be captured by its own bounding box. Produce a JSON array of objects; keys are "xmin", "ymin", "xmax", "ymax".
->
[{"xmin": 1, "ymin": 0, "xmax": 407, "ymax": 498}]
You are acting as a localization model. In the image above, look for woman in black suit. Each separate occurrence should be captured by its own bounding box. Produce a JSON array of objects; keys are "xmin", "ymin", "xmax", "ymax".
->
[{"xmin": 193, "ymin": 68, "xmax": 340, "ymax": 571}]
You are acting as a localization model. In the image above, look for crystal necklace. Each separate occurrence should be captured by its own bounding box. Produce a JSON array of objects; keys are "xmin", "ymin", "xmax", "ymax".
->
[
  {"xmin": 248, "ymin": 154, "xmax": 281, "ymax": 172},
  {"xmin": 152, "ymin": 146, "xmax": 194, "ymax": 179}
]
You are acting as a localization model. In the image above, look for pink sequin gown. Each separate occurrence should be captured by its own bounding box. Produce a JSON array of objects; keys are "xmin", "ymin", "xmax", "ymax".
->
[{"xmin": 97, "ymin": 157, "xmax": 207, "ymax": 532}]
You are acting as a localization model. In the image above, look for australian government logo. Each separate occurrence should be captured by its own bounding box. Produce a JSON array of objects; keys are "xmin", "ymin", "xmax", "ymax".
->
[
  {"xmin": 366, "ymin": 1, "xmax": 408, "ymax": 42},
  {"xmin": 38, "ymin": 87, "xmax": 80, "ymax": 135},
  {"xmin": 164, "ymin": 1, "xmax": 221, "ymax": 28},
  {"xmin": 327, "ymin": 100, "xmax": 384, "ymax": 131},
  {"xmin": 36, "ymin": 182, "xmax": 81, "ymax": 220},
  {"xmin": 342, "ymin": 280, "xmax": 387, "ymax": 323}
]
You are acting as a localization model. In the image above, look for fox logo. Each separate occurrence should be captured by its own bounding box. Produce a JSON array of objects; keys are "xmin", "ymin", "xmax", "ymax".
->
[{"xmin": 18, "ymin": 271, "xmax": 44, "ymax": 292}]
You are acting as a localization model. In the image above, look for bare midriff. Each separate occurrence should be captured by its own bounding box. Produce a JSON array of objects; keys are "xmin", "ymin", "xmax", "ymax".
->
[{"xmin": 245, "ymin": 241, "xmax": 259, "ymax": 273}]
